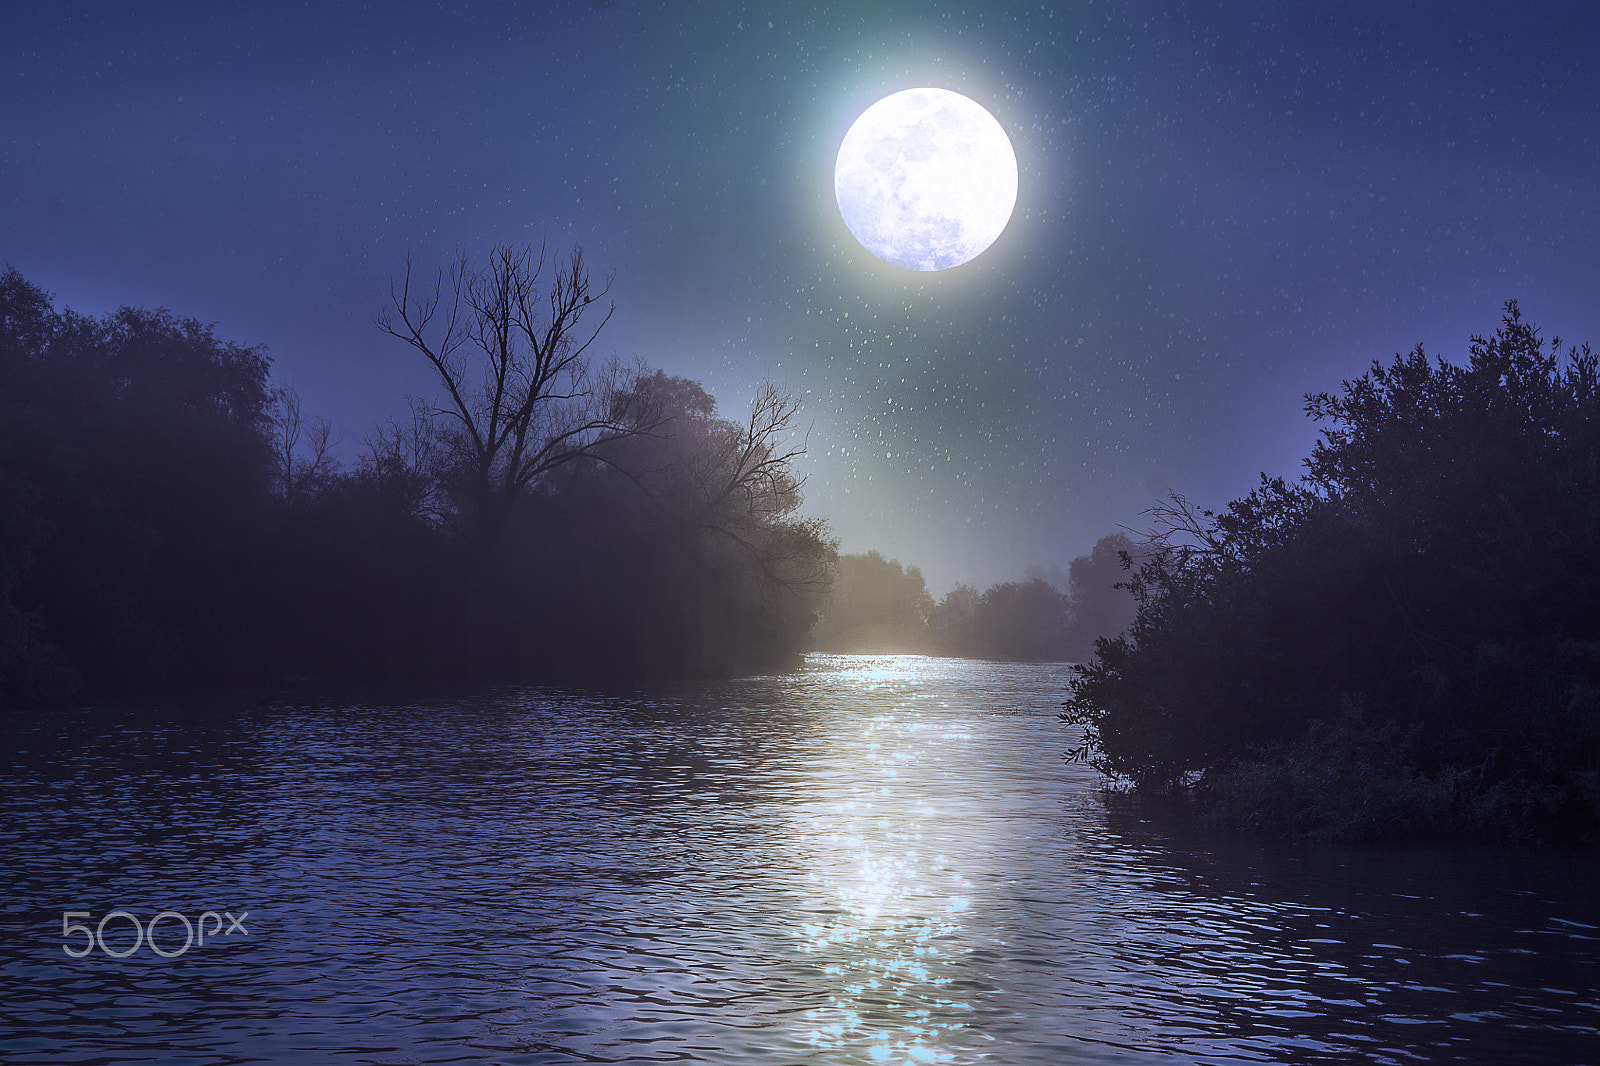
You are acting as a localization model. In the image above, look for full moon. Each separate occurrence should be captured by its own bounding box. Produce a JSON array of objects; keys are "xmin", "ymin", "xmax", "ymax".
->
[{"xmin": 834, "ymin": 88, "xmax": 1018, "ymax": 271}]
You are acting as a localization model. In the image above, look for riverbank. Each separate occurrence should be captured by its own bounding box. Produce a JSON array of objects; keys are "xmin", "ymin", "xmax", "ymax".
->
[{"xmin": 1088, "ymin": 704, "xmax": 1600, "ymax": 846}]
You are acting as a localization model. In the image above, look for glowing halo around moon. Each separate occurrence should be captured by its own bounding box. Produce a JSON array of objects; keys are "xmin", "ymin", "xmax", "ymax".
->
[{"xmin": 834, "ymin": 87, "xmax": 1018, "ymax": 271}]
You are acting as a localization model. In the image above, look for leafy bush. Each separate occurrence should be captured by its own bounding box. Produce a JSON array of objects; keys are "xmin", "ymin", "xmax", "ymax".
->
[{"xmin": 1064, "ymin": 304, "xmax": 1600, "ymax": 841}]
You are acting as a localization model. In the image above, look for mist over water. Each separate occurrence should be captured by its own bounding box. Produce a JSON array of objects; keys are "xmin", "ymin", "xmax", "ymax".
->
[{"xmin": 3, "ymin": 656, "xmax": 1597, "ymax": 1063}]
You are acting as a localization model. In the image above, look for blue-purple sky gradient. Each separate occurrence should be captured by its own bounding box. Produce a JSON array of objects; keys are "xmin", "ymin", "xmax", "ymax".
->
[{"xmin": 5, "ymin": 1, "xmax": 1598, "ymax": 592}]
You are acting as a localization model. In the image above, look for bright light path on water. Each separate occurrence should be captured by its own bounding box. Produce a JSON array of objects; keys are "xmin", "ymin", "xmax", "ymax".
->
[{"xmin": 784, "ymin": 655, "xmax": 1015, "ymax": 1064}]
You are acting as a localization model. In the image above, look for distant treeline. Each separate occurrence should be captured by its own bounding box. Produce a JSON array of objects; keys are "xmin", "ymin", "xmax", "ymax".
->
[
  {"xmin": 810, "ymin": 535, "xmax": 1147, "ymax": 661},
  {"xmin": 1065, "ymin": 304, "xmax": 1600, "ymax": 843},
  {"xmin": 0, "ymin": 253, "xmax": 835, "ymax": 707}
]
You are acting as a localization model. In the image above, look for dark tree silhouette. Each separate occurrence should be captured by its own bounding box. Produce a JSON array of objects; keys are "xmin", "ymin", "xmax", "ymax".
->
[
  {"xmin": 0, "ymin": 267, "xmax": 277, "ymax": 700},
  {"xmin": 652, "ymin": 376, "xmax": 829, "ymax": 592},
  {"xmin": 378, "ymin": 244, "xmax": 654, "ymax": 547},
  {"xmin": 1, "ymin": 263, "xmax": 837, "ymax": 698},
  {"xmin": 574, "ymin": 370, "xmax": 836, "ymax": 675},
  {"xmin": 975, "ymin": 579, "xmax": 1069, "ymax": 661},
  {"xmin": 358, "ymin": 396, "xmax": 449, "ymax": 526},
  {"xmin": 269, "ymin": 385, "xmax": 339, "ymax": 507},
  {"xmin": 811, "ymin": 551, "xmax": 933, "ymax": 652},
  {"xmin": 1064, "ymin": 304, "xmax": 1600, "ymax": 841}
]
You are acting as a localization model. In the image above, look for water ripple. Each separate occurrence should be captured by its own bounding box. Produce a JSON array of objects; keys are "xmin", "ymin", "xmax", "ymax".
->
[{"xmin": 3, "ymin": 655, "xmax": 1598, "ymax": 1063}]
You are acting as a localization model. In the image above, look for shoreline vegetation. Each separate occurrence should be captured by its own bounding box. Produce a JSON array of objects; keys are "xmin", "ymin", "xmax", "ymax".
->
[
  {"xmin": 6, "ymin": 262, "xmax": 1592, "ymax": 847},
  {"xmin": 1, "ymin": 254, "xmax": 838, "ymax": 703},
  {"xmin": 1064, "ymin": 304, "xmax": 1600, "ymax": 845},
  {"xmin": 808, "ymin": 540, "xmax": 1146, "ymax": 662},
  {"xmin": 0, "ymin": 257, "xmax": 1135, "ymax": 708}
]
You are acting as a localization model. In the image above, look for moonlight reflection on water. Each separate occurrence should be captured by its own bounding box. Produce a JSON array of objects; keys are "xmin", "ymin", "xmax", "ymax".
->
[
  {"xmin": 783, "ymin": 662, "xmax": 993, "ymax": 1061},
  {"xmin": 1, "ymin": 654, "xmax": 1598, "ymax": 1064}
]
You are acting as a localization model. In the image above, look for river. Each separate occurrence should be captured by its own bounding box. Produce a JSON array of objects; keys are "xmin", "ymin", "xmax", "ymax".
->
[{"xmin": 2, "ymin": 655, "xmax": 1597, "ymax": 1064}]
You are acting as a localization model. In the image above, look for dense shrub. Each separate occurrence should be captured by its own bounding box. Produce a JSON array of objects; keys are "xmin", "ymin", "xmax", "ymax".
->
[{"xmin": 1065, "ymin": 304, "xmax": 1600, "ymax": 841}]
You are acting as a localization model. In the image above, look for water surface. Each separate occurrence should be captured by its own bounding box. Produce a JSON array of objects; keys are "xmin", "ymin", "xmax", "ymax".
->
[{"xmin": 3, "ymin": 655, "xmax": 1597, "ymax": 1063}]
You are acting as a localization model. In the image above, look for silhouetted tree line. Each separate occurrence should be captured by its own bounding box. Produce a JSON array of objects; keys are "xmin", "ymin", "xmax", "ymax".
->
[
  {"xmin": 0, "ymin": 252, "xmax": 834, "ymax": 707},
  {"xmin": 932, "ymin": 535, "xmax": 1149, "ymax": 661},
  {"xmin": 811, "ymin": 536, "xmax": 1144, "ymax": 660},
  {"xmin": 809, "ymin": 551, "xmax": 934, "ymax": 652},
  {"xmin": 1064, "ymin": 304, "xmax": 1600, "ymax": 842}
]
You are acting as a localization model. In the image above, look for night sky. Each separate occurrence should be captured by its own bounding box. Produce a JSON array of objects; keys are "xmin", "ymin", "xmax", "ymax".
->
[{"xmin": 6, "ymin": 1, "xmax": 1598, "ymax": 593}]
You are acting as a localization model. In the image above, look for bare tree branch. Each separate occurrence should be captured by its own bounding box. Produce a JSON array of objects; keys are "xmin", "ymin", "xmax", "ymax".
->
[
  {"xmin": 270, "ymin": 385, "xmax": 341, "ymax": 505},
  {"xmin": 377, "ymin": 243, "xmax": 651, "ymax": 546}
]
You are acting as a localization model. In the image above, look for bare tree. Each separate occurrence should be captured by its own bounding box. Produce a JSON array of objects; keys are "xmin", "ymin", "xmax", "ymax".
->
[
  {"xmin": 625, "ymin": 376, "xmax": 832, "ymax": 594},
  {"xmin": 270, "ymin": 385, "xmax": 340, "ymax": 506},
  {"xmin": 359, "ymin": 395, "xmax": 447, "ymax": 525},
  {"xmin": 377, "ymin": 243, "xmax": 651, "ymax": 546},
  {"xmin": 686, "ymin": 384, "xmax": 806, "ymax": 522}
]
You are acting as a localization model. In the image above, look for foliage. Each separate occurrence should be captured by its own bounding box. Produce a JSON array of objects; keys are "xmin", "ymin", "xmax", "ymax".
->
[
  {"xmin": 1059, "ymin": 532, "xmax": 1146, "ymax": 661},
  {"xmin": 0, "ymin": 261, "xmax": 834, "ymax": 702},
  {"xmin": 503, "ymin": 370, "xmax": 837, "ymax": 678},
  {"xmin": 972, "ymin": 579, "xmax": 1070, "ymax": 660},
  {"xmin": 1064, "ymin": 304, "xmax": 1600, "ymax": 841},
  {"xmin": 1, "ymin": 266, "xmax": 277, "ymax": 704},
  {"xmin": 1194, "ymin": 699, "xmax": 1463, "ymax": 841},
  {"xmin": 1197, "ymin": 692, "xmax": 1600, "ymax": 843},
  {"xmin": 926, "ymin": 533, "xmax": 1145, "ymax": 661},
  {"xmin": 811, "ymin": 550, "xmax": 933, "ymax": 652}
]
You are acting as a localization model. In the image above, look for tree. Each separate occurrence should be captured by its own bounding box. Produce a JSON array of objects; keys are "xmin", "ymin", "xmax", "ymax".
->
[
  {"xmin": 1060, "ymin": 532, "xmax": 1146, "ymax": 660},
  {"xmin": 269, "ymin": 385, "xmax": 340, "ymax": 507},
  {"xmin": 0, "ymin": 268, "xmax": 278, "ymax": 696},
  {"xmin": 648, "ymin": 375, "xmax": 830, "ymax": 593},
  {"xmin": 569, "ymin": 370, "xmax": 837, "ymax": 675},
  {"xmin": 930, "ymin": 583, "xmax": 981, "ymax": 651},
  {"xmin": 357, "ymin": 396, "xmax": 449, "ymax": 526},
  {"xmin": 1063, "ymin": 304, "xmax": 1600, "ymax": 840},
  {"xmin": 811, "ymin": 550, "xmax": 933, "ymax": 652},
  {"xmin": 378, "ymin": 244, "xmax": 654, "ymax": 547},
  {"xmin": 0, "ymin": 450, "xmax": 78, "ymax": 707},
  {"xmin": 976, "ymin": 579, "xmax": 1069, "ymax": 661},
  {"xmin": 0, "ymin": 262, "xmax": 835, "ymax": 693},
  {"xmin": 925, "ymin": 538, "xmax": 1140, "ymax": 662}
]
